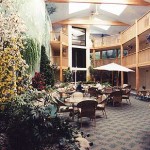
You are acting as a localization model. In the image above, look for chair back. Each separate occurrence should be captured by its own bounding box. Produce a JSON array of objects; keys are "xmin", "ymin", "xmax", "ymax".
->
[
  {"xmin": 122, "ymin": 88, "xmax": 131, "ymax": 96},
  {"xmin": 97, "ymin": 95, "xmax": 107, "ymax": 104},
  {"xmin": 104, "ymin": 87, "xmax": 113, "ymax": 93},
  {"xmin": 88, "ymin": 87, "xmax": 98, "ymax": 98},
  {"xmin": 77, "ymin": 100, "xmax": 98, "ymax": 119},
  {"xmin": 110, "ymin": 90, "xmax": 122, "ymax": 103}
]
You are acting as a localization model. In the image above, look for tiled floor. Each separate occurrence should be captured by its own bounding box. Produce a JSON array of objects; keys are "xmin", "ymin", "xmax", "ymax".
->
[{"xmin": 78, "ymin": 96, "xmax": 150, "ymax": 150}]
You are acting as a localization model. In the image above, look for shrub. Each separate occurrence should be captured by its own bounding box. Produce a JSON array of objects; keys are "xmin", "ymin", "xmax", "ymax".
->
[
  {"xmin": 32, "ymin": 72, "xmax": 46, "ymax": 91},
  {"xmin": 40, "ymin": 45, "xmax": 57, "ymax": 87}
]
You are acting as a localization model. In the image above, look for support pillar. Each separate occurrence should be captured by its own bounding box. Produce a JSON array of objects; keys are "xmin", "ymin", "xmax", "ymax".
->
[{"xmin": 135, "ymin": 20, "xmax": 140, "ymax": 91}]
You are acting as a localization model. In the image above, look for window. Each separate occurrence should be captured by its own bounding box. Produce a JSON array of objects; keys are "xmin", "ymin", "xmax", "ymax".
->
[
  {"xmin": 100, "ymin": 4, "xmax": 127, "ymax": 16},
  {"xmin": 72, "ymin": 48, "xmax": 86, "ymax": 68},
  {"xmin": 72, "ymin": 27, "xmax": 86, "ymax": 46},
  {"xmin": 69, "ymin": 3, "xmax": 90, "ymax": 14}
]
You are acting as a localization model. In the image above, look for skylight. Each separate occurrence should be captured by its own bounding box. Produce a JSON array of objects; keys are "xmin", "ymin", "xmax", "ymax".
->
[
  {"xmin": 94, "ymin": 25, "xmax": 110, "ymax": 30},
  {"xmin": 69, "ymin": 3, "xmax": 90, "ymax": 14},
  {"xmin": 100, "ymin": 4, "xmax": 127, "ymax": 16},
  {"xmin": 94, "ymin": 18, "xmax": 110, "ymax": 30}
]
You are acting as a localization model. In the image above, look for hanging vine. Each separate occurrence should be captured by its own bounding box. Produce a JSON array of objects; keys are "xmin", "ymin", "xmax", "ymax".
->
[{"xmin": 22, "ymin": 38, "xmax": 40, "ymax": 73}]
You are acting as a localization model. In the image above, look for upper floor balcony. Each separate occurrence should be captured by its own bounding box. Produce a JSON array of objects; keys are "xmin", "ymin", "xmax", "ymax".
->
[
  {"xmin": 51, "ymin": 56, "xmax": 68, "ymax": 69},
  {"xmin": 92, "ymin": 34, "xmax": 121, "ymax": 49},
  {"xmin": 94, "ymin": 58, "xmax": 121, "ymax": 68},
  {"xmin": 50, "ymin": 31, "xmax": 68, "ymax": 50}
]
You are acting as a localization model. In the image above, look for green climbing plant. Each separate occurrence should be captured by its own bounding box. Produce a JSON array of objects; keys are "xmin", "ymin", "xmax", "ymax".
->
[{"xmin": 22, "ymin": 38, "xmax": 40, "ymax": 73}]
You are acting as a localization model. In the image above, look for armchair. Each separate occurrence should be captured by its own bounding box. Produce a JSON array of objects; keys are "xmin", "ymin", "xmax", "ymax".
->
[{"xmin": 77, "ymin": 100, "xmax": 98, "ymax": 127}]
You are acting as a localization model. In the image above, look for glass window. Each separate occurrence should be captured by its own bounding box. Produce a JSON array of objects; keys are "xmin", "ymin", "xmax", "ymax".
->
[{"xmin": 72, "ymin": 27, "xmax": 86, "ymax": 46}]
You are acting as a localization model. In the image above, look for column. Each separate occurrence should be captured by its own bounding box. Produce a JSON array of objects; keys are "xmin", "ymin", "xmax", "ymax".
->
[{"xmin": 135, "ymin": 20, "xmax": 140, "ymax": 91}]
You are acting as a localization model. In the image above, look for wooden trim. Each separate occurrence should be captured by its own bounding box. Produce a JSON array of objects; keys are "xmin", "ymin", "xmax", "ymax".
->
[
  {"xmin": 46, "ymin": 0, "xmax": 150, "ymax": 6},
  {"xmin": 54, "ymin": 18, "xmax": 129, "ymax": 26},
  {"xmin": 139, "ymin": 46, "xmax": 150, "ymax": 52}
]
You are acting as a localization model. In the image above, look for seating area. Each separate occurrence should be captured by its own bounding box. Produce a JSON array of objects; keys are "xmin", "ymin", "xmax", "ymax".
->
[
  {"xmin": 1, "ymin": 1, "xmax": 150, "ymax": 150},
  {"xmin": 54, "ymin": 87, "xmax": 150, "ymax": 149}
]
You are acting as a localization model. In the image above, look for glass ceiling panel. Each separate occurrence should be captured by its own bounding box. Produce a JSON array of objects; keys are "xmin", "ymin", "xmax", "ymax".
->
[
  {"xmin": 69, "ymin": 3, "xmax": 90, "ymax": 14},
  {"xmin": 94, "ymin": 18, "xmax": 110, "ymax": 30},
  {"xmin": 100, "ymin": 4, "xmax": 127, "ymax": 16}
]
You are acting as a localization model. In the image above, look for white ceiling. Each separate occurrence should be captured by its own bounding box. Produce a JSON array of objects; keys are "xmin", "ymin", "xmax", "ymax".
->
[{"xmin": 46, "ymin": 1, "xmax": 150, "ymax": 35}]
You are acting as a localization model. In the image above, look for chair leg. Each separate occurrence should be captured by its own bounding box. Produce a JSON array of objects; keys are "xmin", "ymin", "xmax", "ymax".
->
[
  {"xmin": 102, "ymin": 110, "xmax": 107, "ymax": 118},
  {"xmin": 104, "ymin": 110, "xmax": 107, "ymax": 119},
  {"xmin": 94, "ymin": 116, "xmax": 96, "ymax": 127},
  {"xmin": 128, "ymin": 98, "xmax": 131, "ymax": 105},
  {"xmin": 113, "ymin": 101, "xmax": 115, "ymax": 107}
]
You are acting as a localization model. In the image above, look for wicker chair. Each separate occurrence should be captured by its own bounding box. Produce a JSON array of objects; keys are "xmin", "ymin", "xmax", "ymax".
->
[
  {"xmin": 88, "ymin": 87, "xmax": 99, "ymax": 98},
  {"xmin": 122, "ymin": 89, "xmax": 131, "ymax": 104},
  {"xmin": 97, "ymin": 95, "xmax": 107, "ymax": 118},
  {"xmin": 55, "ymin": 97, "xmax": 73, "ymax": 113},
  {"xmin": 109, "ymin": 90, "xmax": 122, "ymax": 106},
  {"xmin": 77, "ymin": 100, "xmax": 98, "ymax": 127}
]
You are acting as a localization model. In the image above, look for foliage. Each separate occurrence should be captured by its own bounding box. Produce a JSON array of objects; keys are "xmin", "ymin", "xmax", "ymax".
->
[
  {"xmin": 63, "ymin": 67, "xmax": 73, "ymax": 82},
  {"xmin": 0, "ymin": 90, "xmax": 82, "ymax": 150},
  {"xmin": 32, "ymin": 72, "xmax": 46, "ymax": 91},
  {"xmin": 3, "ymin": 91, "xmax": 51, "ymax": 150},
  {"xmin": 22, "ymin": 38, "xmax": 40, "ymax": 73},
  {"xmin": 40, "ymin": 45, "xmax": 57, "ymax": 87},
  {"xmin": 0, "ymin": 0, "xmax": 30, "ymax": 102}
]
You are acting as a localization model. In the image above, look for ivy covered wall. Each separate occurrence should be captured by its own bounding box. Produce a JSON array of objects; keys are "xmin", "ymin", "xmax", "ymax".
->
[{"xmin": 15, "ymin": 0, "xmax": 51, "ymax": 72}]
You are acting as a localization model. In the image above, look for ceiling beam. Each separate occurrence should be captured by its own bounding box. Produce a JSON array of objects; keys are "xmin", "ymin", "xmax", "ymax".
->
[
  {"xmin": 53, "ymin": 18, "xmax": 129, "ymax": 26},
  {"xmin": 45, "ymin": 0, "xmax": 150, "ymax": 6}
]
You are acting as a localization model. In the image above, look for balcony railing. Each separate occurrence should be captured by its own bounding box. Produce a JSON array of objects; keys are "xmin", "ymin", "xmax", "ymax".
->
[
  {"xmin": 121, "ymin": 24, "xmax": 136, "ymax": 44},
  {"xmin": 122, "ymin": 53, "xmax": 136, "ymax": 67},
  {"xmin": 138, "ymin": 47, "xmax": 150, "ymax": 66},
  {"xmin": 93, "ymin": 34, "xmax": 120, "ymax": 48},
  {"xmin": 138, "ymin": 11, "xmax": 150, "ymax": 35},
  {"xmin": 51, "ymin": 56, "xmax": 68, "ymax": 68},
  {"xmin": 94, "ymin": 58, "xmax": 121, "ymax": 67},
  {"xmin": 50, "ymin": 31, "xmax": 68, "ymax": 45}
]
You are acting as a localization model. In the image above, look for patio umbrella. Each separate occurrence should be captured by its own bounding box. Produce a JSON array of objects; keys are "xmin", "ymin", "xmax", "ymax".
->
[
  {"xmin": 94, "ymin": 63, "xmax": 134, "ymax": 72},
  {"xmin": 94, "ymin": 63, "xmax": 134, "ymax": 86}
]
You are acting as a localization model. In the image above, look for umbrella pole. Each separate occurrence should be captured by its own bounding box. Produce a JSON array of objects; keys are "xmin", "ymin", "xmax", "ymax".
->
[
  {"xmin": 117, "ymin": 71, "xmax": 119, "ymax": 87},
  {"xmin": 101, "ymin": 71, "xmax": 103, "ymax": 84},
  {"xmin": 112, "ymin": 71, "xmax": 113, "ymax": 86}
]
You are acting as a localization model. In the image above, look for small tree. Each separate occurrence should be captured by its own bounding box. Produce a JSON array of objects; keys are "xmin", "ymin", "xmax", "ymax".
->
[
  {"xmin": 63, "ymin": 67, "xmax": 73, "ymax": 82},
  {"xmin": 40, "ymin": 45, "xmax": 57, "ymax": 87}
]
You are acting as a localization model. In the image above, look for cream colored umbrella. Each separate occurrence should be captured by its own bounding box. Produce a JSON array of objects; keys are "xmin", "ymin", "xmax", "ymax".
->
[
  {"xmin": 94, "ymin": 63, "xmax": 134, "ymax": 72},
  {"xmin": 94, "ymin": 63, "xmax": 134, "ymax": 86}
]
